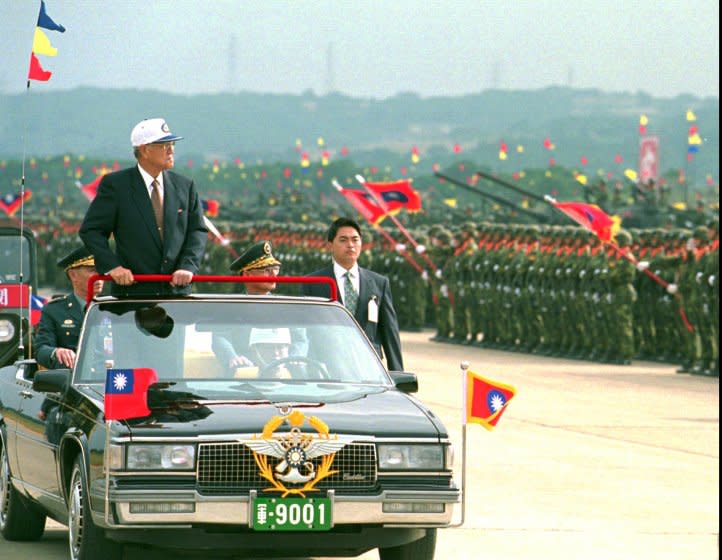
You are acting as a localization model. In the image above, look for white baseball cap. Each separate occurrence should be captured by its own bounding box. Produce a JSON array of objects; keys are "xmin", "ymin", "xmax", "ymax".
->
[{"xmin": 130, "ymin": 118, "xmax": 184, "ymax": 147}]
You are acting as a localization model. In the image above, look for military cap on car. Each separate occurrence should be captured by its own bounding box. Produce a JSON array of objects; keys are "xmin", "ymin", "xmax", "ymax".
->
[
  {"xmin": 57, "ymin": 246, "xmax": 95, "ymax": 272},
  {"xmin": 230, "ymin": 240, "xmax": 281, "ymax": 273}
]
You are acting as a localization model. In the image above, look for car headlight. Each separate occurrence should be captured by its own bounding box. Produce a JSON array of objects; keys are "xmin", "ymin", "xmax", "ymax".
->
[
  {"xmin": 0, "ymin": 319, "xmax": 15, "ymax": 343},
  {"xmin": 377, "ymin": 444, "xmax": 445, "ymax": 470},
  {"xmin": 126, "ymin": 444, "xmax": 196, "ymax": 470}
]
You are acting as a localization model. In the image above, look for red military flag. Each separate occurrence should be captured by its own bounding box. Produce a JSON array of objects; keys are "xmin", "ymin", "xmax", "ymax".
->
[
  {"xmin": 202, "ymin": 198, "xmax": 220, "ymax": 217},
  {"xmin": 548, "ymin": 200, "xmax": 621, "ymax": 243},
  {"xmin": 465, "ymin": 370, "xmax": 517, "ymax": 430},
  {"xmin": 361, "ymin": 179, "xmax": 422, "ymax": 215},
  {"xmin": 104, "ymin": 368, "xmax": 158, "ymax": 421},
  {"xmin": 333, "ymin": 182, "xmax": 386, "ymax": 224}
]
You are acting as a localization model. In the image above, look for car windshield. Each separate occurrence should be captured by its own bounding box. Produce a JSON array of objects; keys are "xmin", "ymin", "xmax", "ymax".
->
[
  {"xmin": 0, "ymin": 235, "xmax": 31, "ymax": 284},
  {"xmin": 74, "ymin": 299, "xmax": 390, "ymax": 401}
]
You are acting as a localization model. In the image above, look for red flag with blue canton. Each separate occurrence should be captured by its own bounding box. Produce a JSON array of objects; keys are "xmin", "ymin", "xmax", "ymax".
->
[
  {"xmin": 466, "ymin": 370, "xmax": 517, "ymax": 430},
  {"xmin": 550, "ymin": 201, "xmax": 620, "ymax": 242},
  {"xmin": 202, "ymin": 198, "xmax": 220, "ymax": 217},
  {"xmin": 0, "ymin": 191, "xmax": 33, "ymax": 217},
  {"xmin": 362, "ymin": 179, "xmax": 422, "ymax": 214},
  {"xmin": 30, "ymin": 294, "xmax": 47, "ymax": 326},
  {"xmin": 334, "ymin": 184, "xmax": 387, "ymax": 224},
  {"xmin": 104, "ymin": 368, "xmax": 158, "ymax": 421}
]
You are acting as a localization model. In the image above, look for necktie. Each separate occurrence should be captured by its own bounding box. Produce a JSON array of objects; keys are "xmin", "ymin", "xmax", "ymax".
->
[
  {"xmin": 343, "ymin": 271, "xmax": 358, "ymax": 314},
  {"xmin": 150, "ymin": 179, "xmax": 163, "ymax": 240}
]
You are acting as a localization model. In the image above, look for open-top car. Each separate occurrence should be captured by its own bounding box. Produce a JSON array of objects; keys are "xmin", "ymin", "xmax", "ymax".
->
[{"xmin": 0, "ymin": 278, "xmax": 458, "ymax": 559}]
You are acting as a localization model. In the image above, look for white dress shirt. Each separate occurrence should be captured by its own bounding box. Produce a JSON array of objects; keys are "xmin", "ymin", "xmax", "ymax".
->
[{"xmin": 137, "ymin": 164, "xmax": 164, "ymax": 204}]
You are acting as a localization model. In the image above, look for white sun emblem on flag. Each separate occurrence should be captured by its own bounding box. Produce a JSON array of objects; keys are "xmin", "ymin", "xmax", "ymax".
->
[
  {"xmin": 113, "ymin": 373, "xmax": 128, "ymax": 391},
  {"xmin": 488, "ymin": 390, "xmax": 506, "ymax": 412}
]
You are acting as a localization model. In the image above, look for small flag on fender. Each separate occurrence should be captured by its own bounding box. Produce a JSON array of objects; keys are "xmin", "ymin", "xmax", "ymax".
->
[
  {"xmin": 104, "ymin": 368, "xmax": 158, "ymax": 421},
  {"xmin": 465, "ymin": 370, "xmax": 516, "ymax": 430}
]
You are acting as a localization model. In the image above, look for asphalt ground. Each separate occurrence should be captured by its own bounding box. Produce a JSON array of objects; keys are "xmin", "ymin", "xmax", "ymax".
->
[{"xmin": 2, "ymin": 329, "xmax": 718, "ymax": 560}]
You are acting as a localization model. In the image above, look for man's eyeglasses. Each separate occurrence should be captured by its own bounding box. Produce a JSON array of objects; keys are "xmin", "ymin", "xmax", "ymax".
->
[{"xmin": 151, "ymin": 142, "xmax": 175, "ymax": 151}]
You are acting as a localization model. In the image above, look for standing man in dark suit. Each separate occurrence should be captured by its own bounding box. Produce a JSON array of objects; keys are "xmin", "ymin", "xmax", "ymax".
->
[
  {"xmin": 79, "ymin": 118, "xmax": 207, "ymax": 296},
  {"xmin": 34, "ymin": 246, "xmax": 103, "ymax": 370},
  {"xmin": 302, "ymin": 217, "xmax": 404, "ymax": 371}
]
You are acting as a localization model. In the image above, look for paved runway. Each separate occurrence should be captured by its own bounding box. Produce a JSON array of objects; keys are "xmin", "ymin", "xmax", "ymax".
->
[{"xmin": 2, "ymin": 330, "xmax": 718, "ymax": 559}]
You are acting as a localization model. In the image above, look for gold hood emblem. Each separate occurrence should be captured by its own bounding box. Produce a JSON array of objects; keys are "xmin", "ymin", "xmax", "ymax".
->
[{"xmin": 243, "ymin": 410, "xmax": 346, "ymax": 498}]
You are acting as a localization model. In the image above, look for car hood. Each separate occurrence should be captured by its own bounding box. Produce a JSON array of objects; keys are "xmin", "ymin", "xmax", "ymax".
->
[{"xmin": 126, "ymin": 388, "xmax": 446, "ymax": 439}]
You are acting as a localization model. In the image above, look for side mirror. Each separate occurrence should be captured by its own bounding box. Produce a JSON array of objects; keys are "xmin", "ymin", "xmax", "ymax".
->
[
  {"xmin": 389, "ymin": 371, "xmax": 418, "ymax": 394},
  {"xmin": 14, "ymin": 359, "xmax": 38, "ymax": 380},
  {"xmin": 33, "ymin": 369, "xmax": 71, "ymax": 393}
]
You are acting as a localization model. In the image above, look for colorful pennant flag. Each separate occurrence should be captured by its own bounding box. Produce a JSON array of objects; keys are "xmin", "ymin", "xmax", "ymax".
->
[
  {"xmin": 28, "ymin": 1, "xmax": 65, "ymax": 83},
  {"xmin": 333, "ymin": 182, "xmax": 386, "ymax": 224},
  {"xmin": 465, "ymin": 370, "xmax": 517, "ymax": 430},
  {"xmin": 624, "ymin": 169, "xmax": 638, "ymax": 182},
  {"xmin": 104, "ymin": 368, "xmax": 158, "ymax": 421}
]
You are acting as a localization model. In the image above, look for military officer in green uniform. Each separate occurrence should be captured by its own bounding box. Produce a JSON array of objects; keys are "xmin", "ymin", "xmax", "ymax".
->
[{"xmin": 34, "ymin": 246, "xmax": 103, "ymax": 369}]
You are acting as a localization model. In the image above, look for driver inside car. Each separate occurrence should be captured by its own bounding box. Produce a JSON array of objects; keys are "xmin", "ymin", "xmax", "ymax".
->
[{"xmin": 248, "ymin": 327, "xmax": 300, "ymax": 379}]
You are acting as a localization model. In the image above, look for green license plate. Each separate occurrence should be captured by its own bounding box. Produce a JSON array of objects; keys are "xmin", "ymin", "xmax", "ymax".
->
[{"xmin": 252, "ymin": 497, "xmax": 332, "ymax": 531}]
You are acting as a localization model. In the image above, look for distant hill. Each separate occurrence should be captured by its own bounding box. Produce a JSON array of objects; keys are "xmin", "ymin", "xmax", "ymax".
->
[{"xmin": 0, "ymin": 86, "xmax": 718, "ymax": 177}]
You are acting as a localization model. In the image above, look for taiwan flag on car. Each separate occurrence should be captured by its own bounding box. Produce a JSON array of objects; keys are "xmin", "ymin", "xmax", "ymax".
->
[
  {"xmin": 104, "ymin": 368, "xmax": 158, "ymax": 421},
  {"xmin": 30, "ymin": 294, "xmax": 47, "ymax": 326},
  {"xmin": 465, "ymin": 370, "xmax": 517, "ymax": 430}
]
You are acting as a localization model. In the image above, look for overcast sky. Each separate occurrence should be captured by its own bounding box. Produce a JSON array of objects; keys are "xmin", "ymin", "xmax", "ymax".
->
[{"xmin": 0, "ymin": 0, "xmax": 718, "ymax": 99}]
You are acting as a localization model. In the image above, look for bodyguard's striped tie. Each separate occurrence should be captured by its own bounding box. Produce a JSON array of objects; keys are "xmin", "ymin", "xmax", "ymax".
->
[{"xmin": 344, "ymin": 271, "xmax": 358, "ymax": 314}]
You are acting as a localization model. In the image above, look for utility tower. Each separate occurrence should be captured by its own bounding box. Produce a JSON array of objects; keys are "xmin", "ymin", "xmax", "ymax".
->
[{"xmin": 325, "ymin": 42, "xmax": 335, "ymax": 94}]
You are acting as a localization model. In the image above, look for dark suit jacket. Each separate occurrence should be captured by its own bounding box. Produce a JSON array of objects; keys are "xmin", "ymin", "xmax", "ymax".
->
[
  {"xmin": 301, "ymin": 265, "xmax": 403, "ymax": 371},
  {"xmin": 34, "ymin": 294, "xmax": 84, "ymax": 369},
  {"xmin": 79, "ymin": 166, "xmax": 207, "ymax": 296}
]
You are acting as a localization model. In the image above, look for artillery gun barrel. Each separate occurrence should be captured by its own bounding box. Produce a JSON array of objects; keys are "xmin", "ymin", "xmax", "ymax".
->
[
  {"xmin": 434, "ymin": 172, "xmax": 549, "ymax": 222},
  {"xmin": 475, "ymin": 170, "xmax": 548, "ymax": 203}
]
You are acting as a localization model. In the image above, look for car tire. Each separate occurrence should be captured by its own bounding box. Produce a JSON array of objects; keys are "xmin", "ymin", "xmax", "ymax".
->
[
  {"xmin": 0, "ymin": 441, "xmax": 46, "ymax": 541},
  {"xmin": 68, "ymin": 457, "xmax": 123, "ymax": 560},
  {"xmin": 378, "ymin": 528, "xmax": 437, "ymax": 560}
]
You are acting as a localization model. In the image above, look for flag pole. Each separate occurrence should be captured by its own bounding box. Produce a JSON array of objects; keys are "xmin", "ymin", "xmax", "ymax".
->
[
  {"xmin": 450, "ymin": 360, "xmax": 468, "ymax": 528},
  {"xmin": 15, "ymin": 76, "xmax": 34, "ymax": 361},
  {"xmin": 354, "ymin": 174, "xmax": 442, "ymax": 276},
  {"xmin": 203, "ymin": 216, "xmax": 239, "ymax": 259}
]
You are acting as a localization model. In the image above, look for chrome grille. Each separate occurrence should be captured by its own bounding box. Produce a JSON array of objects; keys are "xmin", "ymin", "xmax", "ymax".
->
[{"xmin": 197, "ymin": 441, "xmax": 377, "ymax": 495}]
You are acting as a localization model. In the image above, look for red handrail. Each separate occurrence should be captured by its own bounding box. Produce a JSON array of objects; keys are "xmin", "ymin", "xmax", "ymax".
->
[{"xmin": 86, "ymin": 274, "xmax": 337, "ymax": 305}]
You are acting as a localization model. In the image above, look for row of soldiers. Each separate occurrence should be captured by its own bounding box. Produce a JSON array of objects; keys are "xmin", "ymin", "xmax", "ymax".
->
[
  {"xmin": 31, "ymin": 216, "xmax": 719, "ymax": 375},
  {"xmin": 425, "ymin": 222, "xmax": 718, "ymax": 377}
]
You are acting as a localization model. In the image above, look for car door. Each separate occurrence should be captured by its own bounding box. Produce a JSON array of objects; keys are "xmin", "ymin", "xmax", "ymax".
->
[
  {"xmin": 13, "ymin": 365, "xmax": 64, "ymax": 510},
  {"xmin": 0, "ymin": 363, "xmax": 26, "ymax": 480}
]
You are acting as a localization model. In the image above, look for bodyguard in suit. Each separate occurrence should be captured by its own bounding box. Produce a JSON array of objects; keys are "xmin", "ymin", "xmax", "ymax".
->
[
  {"xmin": 79, "ymin": 118, "xmax": 207, "ymax": 297},
  {"xmin": 34, "ymin": 247, "xmax": 103, "ymax": 370},
  {"xmin": 302, "ymin": 217, "xmax": 404, "ymax": 371}
]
